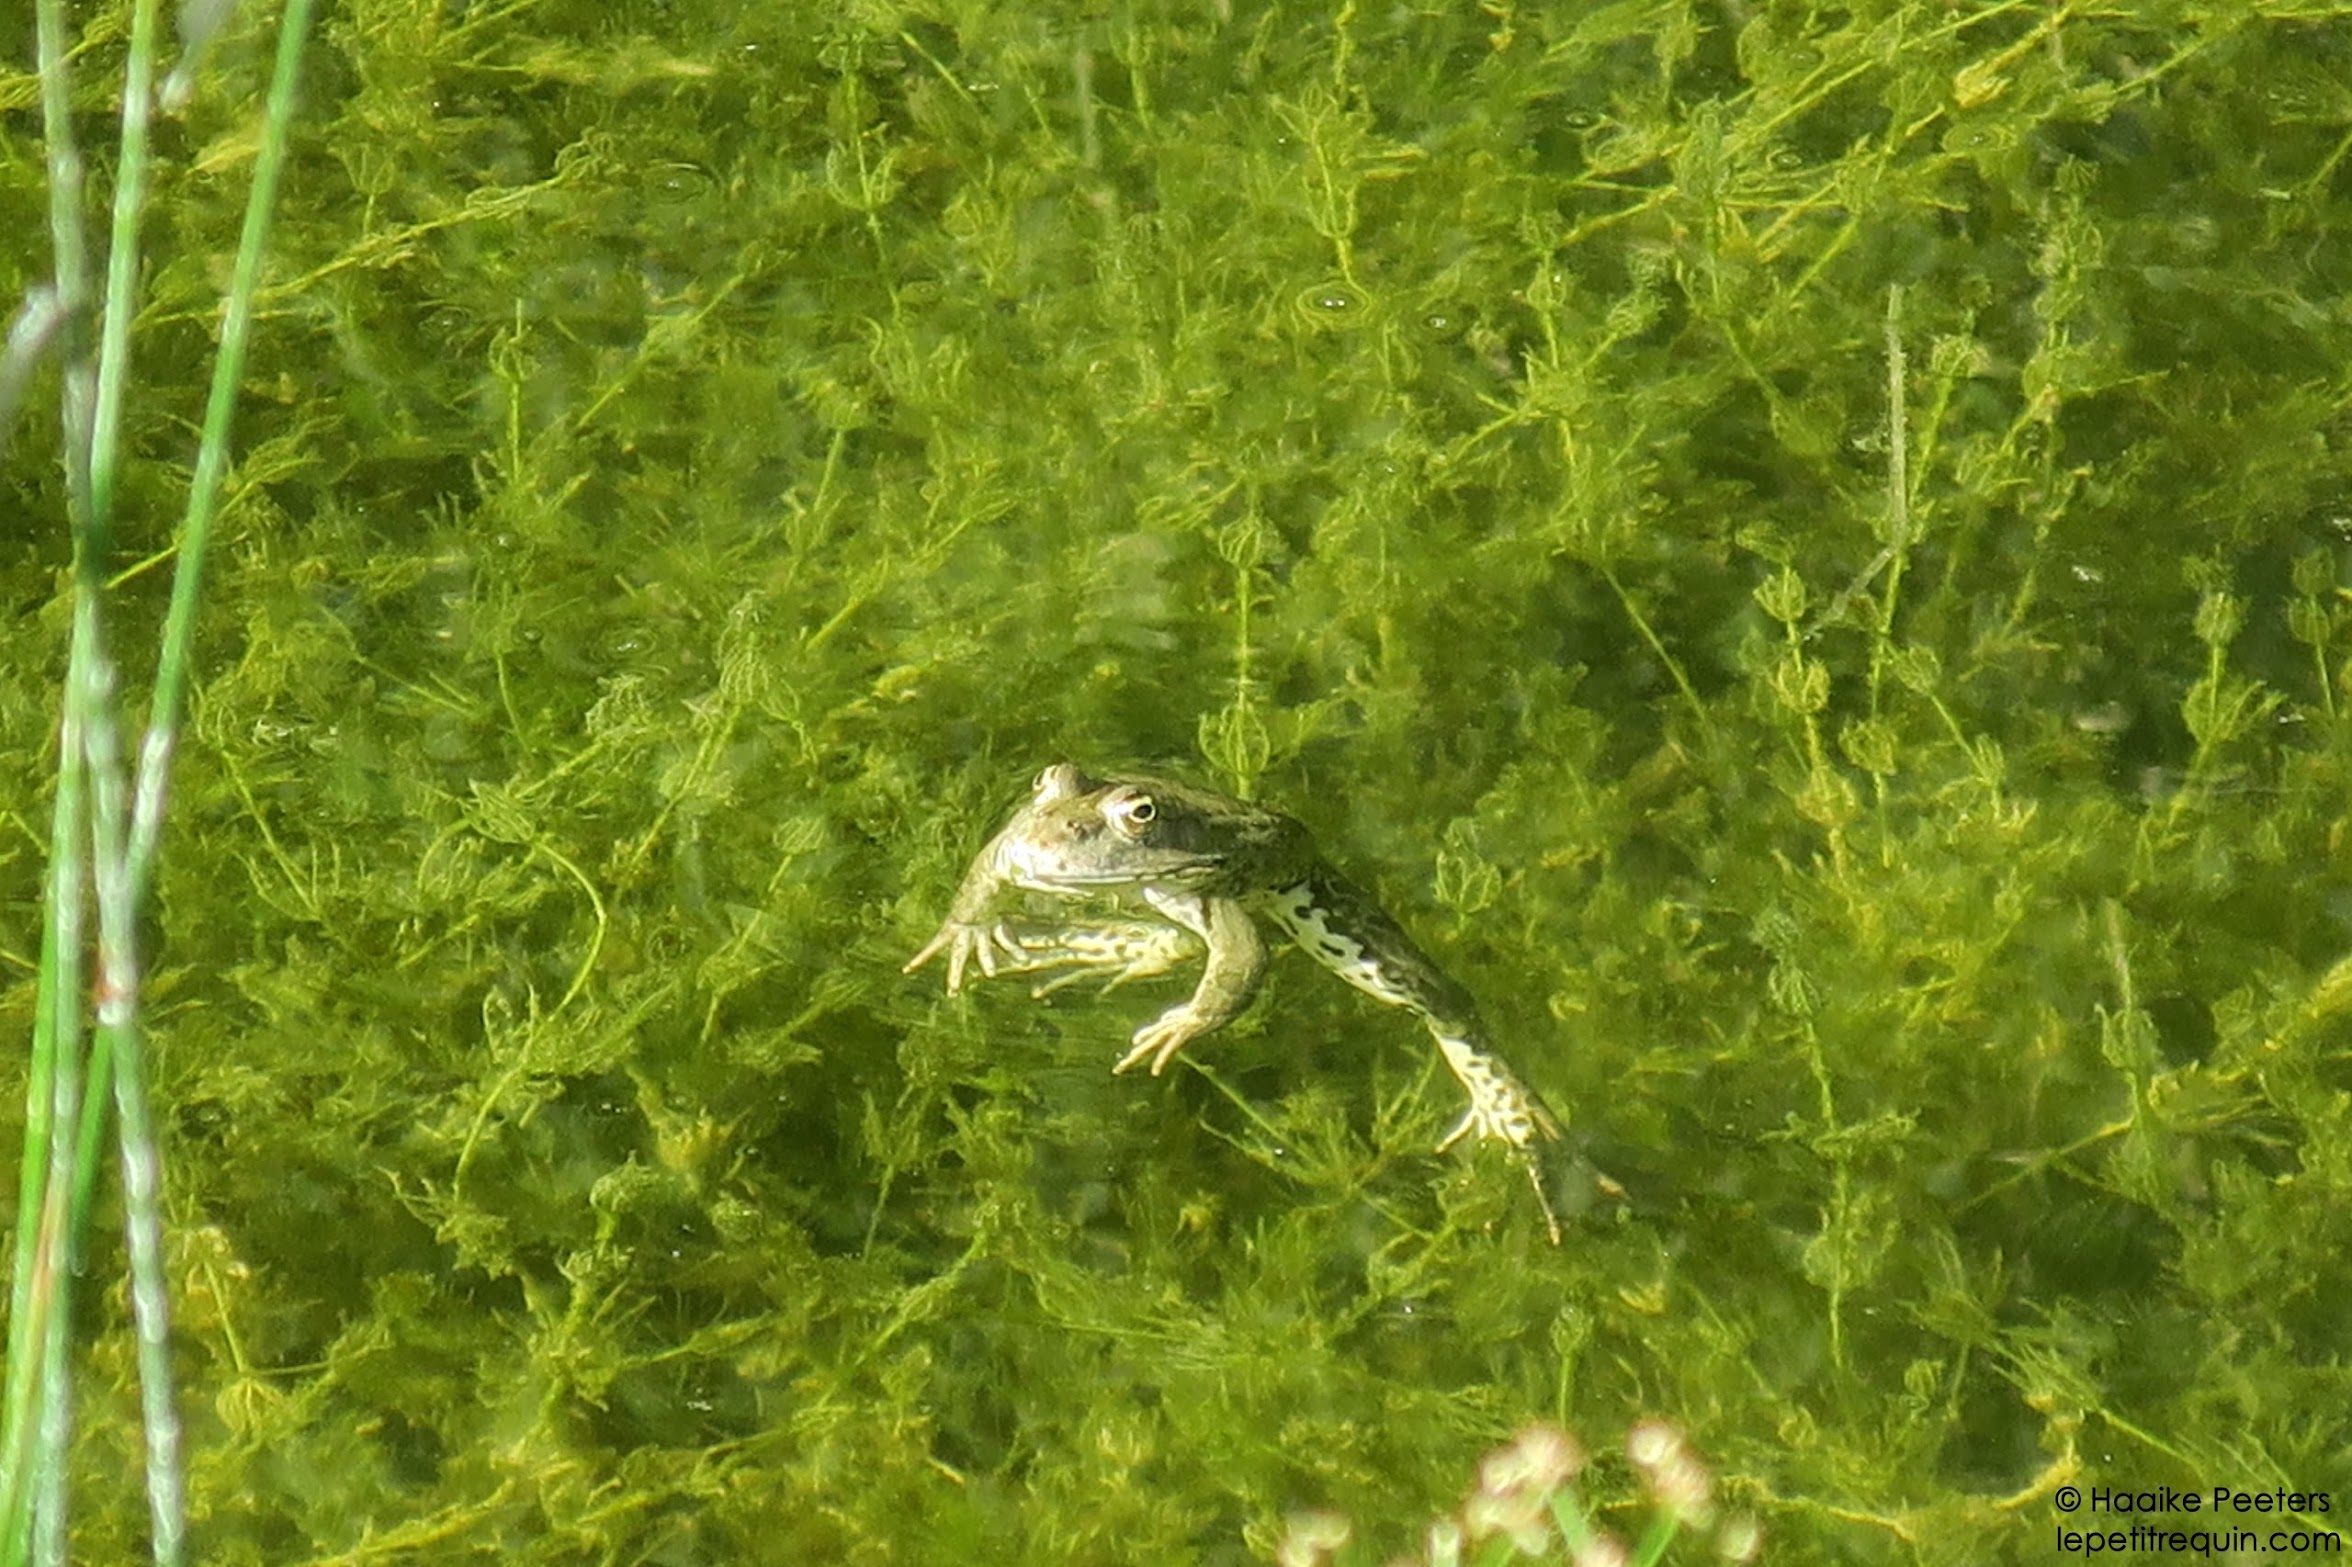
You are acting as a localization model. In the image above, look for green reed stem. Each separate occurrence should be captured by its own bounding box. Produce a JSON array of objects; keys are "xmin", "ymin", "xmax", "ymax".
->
[
  {"xmin": 27, "ymin": 610, "xmax": 113, "ymax": 1567},
  {"xmin": 85, "ymin": 641, "xmax": 185, "ymax": 1565},
  {"xmin": 130, "ymin": 0, "xmax": 322, "ymax": 897},
  {"xmin": 84, "ymin": 0, "xmax": 164, "ymax": 564},
  {"xmin": 66, "ymin": 5, "xmax": 182, "ymax": 1555},
  {"xmin": 3, "ymin": 0, "xmax": 317, "ymax": 1562},
  {"xmin": 0, "ymin": 0, "xmax": 97, "ymax": 1557},
  {"xmin": 9, "ymin": 623, "xmax": 92, "ymax": 1567}
]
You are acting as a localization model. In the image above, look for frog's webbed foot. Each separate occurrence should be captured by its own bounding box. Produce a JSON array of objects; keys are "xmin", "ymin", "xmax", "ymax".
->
[
  {"xmin": 1113, "ymin": 1003, "xmax": 1215, "ymax": 1076},
  {"xmin": 903, "ymin": 920, "xmax": 1027, "ymax": 993},
  {"xmin": 1429, "ymin": 1030, "xmax": 1568, "ymax": 1245},
  {"xmin": 1433, "ymin": 1077, "xmax": 1562, "ymax": 1154}
]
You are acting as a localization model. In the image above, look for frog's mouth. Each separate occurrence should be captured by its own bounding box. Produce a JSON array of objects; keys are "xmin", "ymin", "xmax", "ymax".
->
[{"xmin": 1000, "ymin": 840, "xmax": 1223, "ymax": 890}]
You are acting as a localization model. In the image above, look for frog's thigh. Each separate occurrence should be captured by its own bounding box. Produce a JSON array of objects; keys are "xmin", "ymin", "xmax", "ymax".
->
[{"xmin": 1266, "ymin": 884, "xmax": 1416, "ymax": 1008}]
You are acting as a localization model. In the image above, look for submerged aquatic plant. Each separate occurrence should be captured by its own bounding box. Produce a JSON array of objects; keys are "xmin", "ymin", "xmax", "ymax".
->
[{"xmin": 2, "ymin": 0, "xmax": 2350, "ymax": 1561}]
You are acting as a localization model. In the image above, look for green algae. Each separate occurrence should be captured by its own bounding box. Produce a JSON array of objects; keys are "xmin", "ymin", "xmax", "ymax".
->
[{"xmin": 5, "ymin": 0, "xmax": 2352, "ymax": 1561}]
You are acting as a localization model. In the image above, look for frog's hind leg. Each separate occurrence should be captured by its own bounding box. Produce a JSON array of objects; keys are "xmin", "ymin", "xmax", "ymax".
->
[
  {"xmin": 1267, "ymin": 875, "xmax": 1569, "ymax": 1242},
  {"xmin": 1265, "ymin": 877, "xmax": 1560, "ymax": 1141}
]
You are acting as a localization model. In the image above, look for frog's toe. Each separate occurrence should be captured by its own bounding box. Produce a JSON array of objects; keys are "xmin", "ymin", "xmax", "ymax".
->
[
  {"xmin": 949, "ymin": 926, "xmax": 999, "ymax": 992},
  {"xmin": 1521, "ymin": 1161, "xmax": 1565, "ymax": 1247},
  {"xmin": 1437, "ymin": 1109, "xmax": 1568, "ymax": 1245},
  {"xmin": 908, "ymin": 928, "xmax": 980, "ymax": 993},
  {"xmin": 1114, "ymin": 1011, "xmax": 1197, "ymax": 1076},
  {"xmin": 1436, "ymin": 1094, "xmax": 1554, "ymax": 1154},
  {"xmin": 1527, "ymin": 1096, "xmax": 1564, "ymax": 1142},
  {"xmin": 903, "ymin": 929, "xmax": 950, "ymax": 977},
  {"xmin": 1028, "ymin": 967, "xmax": 1094, "ymax": 999}
]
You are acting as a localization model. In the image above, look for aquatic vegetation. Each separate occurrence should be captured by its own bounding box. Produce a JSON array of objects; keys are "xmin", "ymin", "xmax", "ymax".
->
[{"xmin": 3, "ymin": 0, "xmax": 2350, "ymax": 1561}]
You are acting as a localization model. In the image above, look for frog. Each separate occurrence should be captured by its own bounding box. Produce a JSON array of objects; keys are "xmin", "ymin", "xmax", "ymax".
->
[{"xmin": 905, "ymin": 761, "xmax": 1569, "ymax": 1241}]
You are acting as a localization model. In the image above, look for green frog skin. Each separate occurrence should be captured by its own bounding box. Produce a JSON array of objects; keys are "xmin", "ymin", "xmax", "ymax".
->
[{"xmin": 905, "ymin": 762, "xmax": 1566, "ymax": 1241}]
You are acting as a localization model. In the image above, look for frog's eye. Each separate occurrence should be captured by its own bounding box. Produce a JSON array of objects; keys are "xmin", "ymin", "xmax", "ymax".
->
[{"xmin": 1103, "ymin": 790, "xmax": 1156, "ymax": 835}]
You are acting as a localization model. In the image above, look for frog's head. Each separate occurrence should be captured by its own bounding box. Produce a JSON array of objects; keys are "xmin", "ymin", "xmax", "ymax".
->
[{"xmin": 994, "ymin": 762, "xmax": 1234, "ymax": 891}]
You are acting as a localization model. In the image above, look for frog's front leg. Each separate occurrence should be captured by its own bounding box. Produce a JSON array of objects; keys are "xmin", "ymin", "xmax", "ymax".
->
[
  {"xmin": 1112, "ymin": 890, "xmax": 1266, "ymax": 1075},
  {"xmin": 904, "ymin": 835, "xmax": 1031, "ymax": 993}
]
